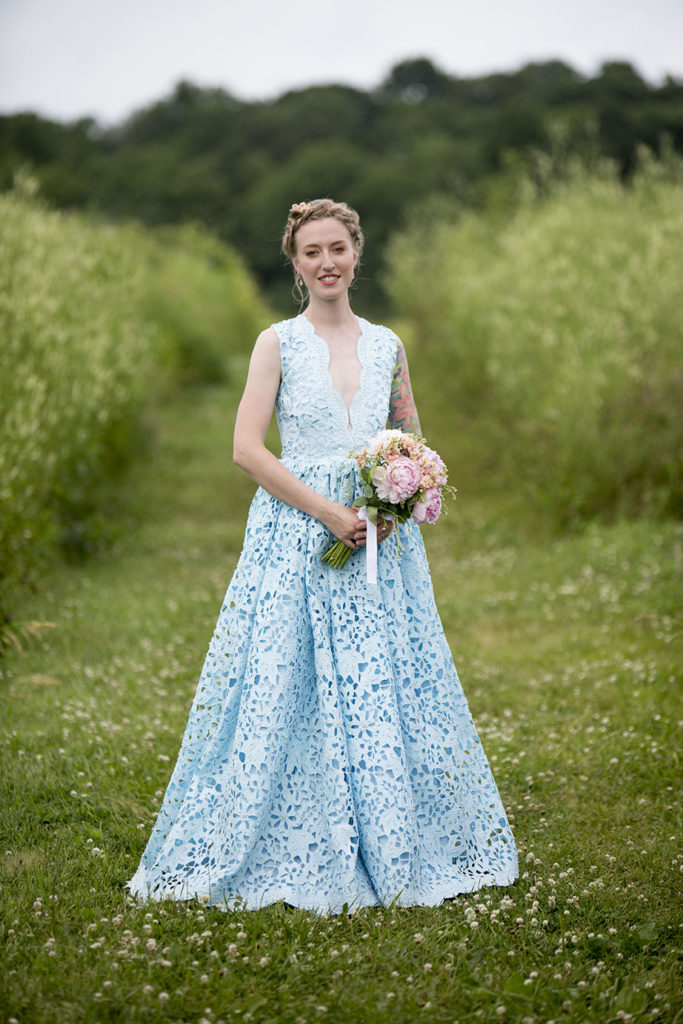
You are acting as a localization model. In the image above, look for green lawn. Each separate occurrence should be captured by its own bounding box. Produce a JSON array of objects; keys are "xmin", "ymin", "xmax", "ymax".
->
[{"xmin": 1, "ymin": 384, "xmax": 681, "ymax": 1024}]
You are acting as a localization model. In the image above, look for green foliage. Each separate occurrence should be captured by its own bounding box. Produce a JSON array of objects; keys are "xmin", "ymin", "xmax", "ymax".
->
[
  {"xmin": 386, "ymin": 155, "xmax": 683, "ymax": 528},
  {"xmin": 0, "ymin": 184, "xmax": 269, "ymax": 646},
  {"xmin": 0, "ymin": 180, "xmax": 167, "ymax": 622},
  {"xmin": 142, "ymin": 223, "xmax": 271, "ymax": 384}
]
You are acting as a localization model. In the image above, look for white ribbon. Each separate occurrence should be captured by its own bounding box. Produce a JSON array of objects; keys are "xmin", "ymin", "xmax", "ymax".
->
[{"xmin": 357, "ymin": 507, "xmax": 392, "ymax": 586}]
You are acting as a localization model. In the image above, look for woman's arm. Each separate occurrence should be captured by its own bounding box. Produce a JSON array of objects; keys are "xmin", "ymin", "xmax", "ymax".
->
[
  {"xmin": 233, "ymin": 328, "xmax": 367, "ymax": 548},
  {"xmin": 388, "ymin": 337, "xmax": 422, "ymax": 434}
]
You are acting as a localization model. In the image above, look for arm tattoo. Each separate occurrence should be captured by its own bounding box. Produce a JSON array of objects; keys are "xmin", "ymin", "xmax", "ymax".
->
[{"xmin": 388, "ymin": 339, "xmax": 422, "ymax": 434}]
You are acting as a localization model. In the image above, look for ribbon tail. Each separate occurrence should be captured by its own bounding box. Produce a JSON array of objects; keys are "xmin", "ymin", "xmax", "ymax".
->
[
  {"xmin": 358, "ymin": 506, "xmax": 378, "ymax": 586},
  {"xmin": 366, "ymin": 516, "xmax": 378, "ymax": 585}
]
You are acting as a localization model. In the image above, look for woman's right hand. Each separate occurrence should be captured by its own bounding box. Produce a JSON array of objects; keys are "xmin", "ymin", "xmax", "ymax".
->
[{"xmin": 322, "ymin": 503, "xmax": 366, "ymax": 548}]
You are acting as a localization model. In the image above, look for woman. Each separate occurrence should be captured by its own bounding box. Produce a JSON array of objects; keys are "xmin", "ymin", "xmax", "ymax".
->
[{"xmin": 127, "ymin": 198, "xmax": 518, "ymax": 913}]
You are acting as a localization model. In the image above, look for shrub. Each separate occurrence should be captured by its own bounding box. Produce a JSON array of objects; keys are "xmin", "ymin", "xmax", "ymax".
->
[
  {"xmin": 385, "ymin": 155, "xmax": 683, "ymax": 527},
  {"xmin": 0, "ymin": 182, "xmax": 272, "ymax": 647},
  {"xmin": 143, "ymin": 223, "xmax": 270, "ymax": 384},
  {"xmin": 0, "ymin": 182, "xmax": 170, "ymax": 641}
]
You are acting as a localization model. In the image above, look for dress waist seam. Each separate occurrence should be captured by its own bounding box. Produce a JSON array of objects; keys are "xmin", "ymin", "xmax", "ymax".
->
[{"xmin": 280, "ymin": 453, "xmax": 357, "ymax": 468}]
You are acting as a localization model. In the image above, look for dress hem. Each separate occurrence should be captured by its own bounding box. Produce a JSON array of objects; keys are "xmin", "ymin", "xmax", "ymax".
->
[{"xmin": 125, "ymin": 865, "xmax": 518, "ymax": 916}]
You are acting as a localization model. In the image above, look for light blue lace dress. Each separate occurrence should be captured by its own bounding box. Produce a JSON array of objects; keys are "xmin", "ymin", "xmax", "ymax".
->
[{"xmin": 127, "ymin": 314, "xmax": 518, "ymax": 913}]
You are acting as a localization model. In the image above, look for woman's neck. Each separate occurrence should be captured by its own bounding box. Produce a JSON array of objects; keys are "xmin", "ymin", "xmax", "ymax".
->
[{"xmin": 303, "ymin": 294, "xmax": 357, "ymax": 333}]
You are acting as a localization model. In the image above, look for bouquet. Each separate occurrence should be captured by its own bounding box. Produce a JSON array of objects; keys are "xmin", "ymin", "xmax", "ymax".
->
[{"xmin": 322, "ymin": 429, "xmax": 456, "ymax": 577}]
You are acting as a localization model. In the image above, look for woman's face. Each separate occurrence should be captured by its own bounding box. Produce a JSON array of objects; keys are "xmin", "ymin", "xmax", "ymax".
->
[{"xmin": 293, "ymin": 217, "xmax": 358, "ymax": 301}]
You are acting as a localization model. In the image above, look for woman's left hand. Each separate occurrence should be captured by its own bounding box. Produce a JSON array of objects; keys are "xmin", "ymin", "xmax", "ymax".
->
[
  {"xmin": 377, "ymin": 518, "xmax": 393, "ymax": 544},
  {"xmin": 353, "ymin": 515, "xmax": 393, "ymax": 546}
]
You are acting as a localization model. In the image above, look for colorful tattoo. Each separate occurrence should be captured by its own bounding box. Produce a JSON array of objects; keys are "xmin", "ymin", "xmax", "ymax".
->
[{"xmin": 388, "ymin": 340, "xmax": 421, "ymax": 434}]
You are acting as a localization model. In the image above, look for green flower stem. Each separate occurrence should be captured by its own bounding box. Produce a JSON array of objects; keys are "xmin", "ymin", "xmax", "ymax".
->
[{"xmin": 321, "ymin": 539, "xmax": 354, "ymax": 569}]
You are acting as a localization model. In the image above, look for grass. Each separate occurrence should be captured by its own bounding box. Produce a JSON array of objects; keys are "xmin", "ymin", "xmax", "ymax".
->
[{"xmin": 1, "ymin": 381, "xmax": 681, "ymax": 1024}]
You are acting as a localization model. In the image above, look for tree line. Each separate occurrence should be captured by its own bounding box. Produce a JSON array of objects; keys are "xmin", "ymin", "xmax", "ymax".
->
[{"xmin": 2, "ymin": 57, "xmax": 681, "ymax": 312}]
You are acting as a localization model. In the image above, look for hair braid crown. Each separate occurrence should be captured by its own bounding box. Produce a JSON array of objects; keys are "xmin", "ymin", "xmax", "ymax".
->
[{"xmin": 281, "ymin": 198, "xmax": 364, "ymax": 262}]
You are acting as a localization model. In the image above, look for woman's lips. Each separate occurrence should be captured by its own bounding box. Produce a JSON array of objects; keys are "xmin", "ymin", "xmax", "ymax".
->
[{"xmin": 319, "ymin": 275, "xmax": 340, "ymax": 284}]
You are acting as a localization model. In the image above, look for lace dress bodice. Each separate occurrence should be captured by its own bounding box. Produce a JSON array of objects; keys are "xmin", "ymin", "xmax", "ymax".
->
[{"xmin": 274, "ymin": 314, "xmax": 397, "ymax": 466}]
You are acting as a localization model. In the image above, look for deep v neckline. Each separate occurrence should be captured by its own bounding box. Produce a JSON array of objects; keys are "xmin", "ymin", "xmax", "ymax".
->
[{"xmin": 299, "ymin": 314, "xmax": 366, "ymax": 433}]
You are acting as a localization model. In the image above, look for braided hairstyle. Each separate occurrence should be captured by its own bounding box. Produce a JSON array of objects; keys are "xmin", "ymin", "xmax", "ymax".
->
[{"xmin": 281, "ymin": 198, "xmax": 364, "ymax": 307}]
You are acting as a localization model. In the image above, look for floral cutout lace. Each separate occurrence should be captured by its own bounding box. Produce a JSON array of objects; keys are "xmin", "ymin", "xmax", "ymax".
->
[{"xmin": 127, "ymin": 315, "xmax": 518, "ymax": 913}]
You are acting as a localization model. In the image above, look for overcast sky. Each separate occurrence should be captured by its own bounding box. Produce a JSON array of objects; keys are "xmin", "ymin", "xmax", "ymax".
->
[{"xmin": 1, "ymin": 0, "xmax": 682, "ymax": 125}]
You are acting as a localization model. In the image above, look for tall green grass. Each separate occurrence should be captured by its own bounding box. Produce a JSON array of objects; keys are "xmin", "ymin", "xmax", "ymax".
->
[
  {"xmin": 0, "ymin": 183, "xmax": 269, "ymax": 649},
  {"xmin": 386, "ymin": 154, "xmax": 683, "ymax": 528},
  {"xmin": 143, "ymin": 223, "xmax": 270, "ymax": 385},
  {"xmin": 0, "ymin": 183, "xmax": 164, "ymax": 640}
]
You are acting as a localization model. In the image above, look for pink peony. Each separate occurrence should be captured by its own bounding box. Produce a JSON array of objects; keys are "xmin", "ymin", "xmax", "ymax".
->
[
  {"xmin": 411, "ymin": 487, "xmax": 442, "ymax": 524},
  {"xmin": 372, "ymin": 456, "xmax": 421, "ymax": 504}
]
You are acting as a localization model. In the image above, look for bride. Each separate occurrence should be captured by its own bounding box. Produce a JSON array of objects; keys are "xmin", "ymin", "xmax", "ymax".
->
[{"xmin": 127, "ymin": 198, "xmax": 518, "ymax": 913}]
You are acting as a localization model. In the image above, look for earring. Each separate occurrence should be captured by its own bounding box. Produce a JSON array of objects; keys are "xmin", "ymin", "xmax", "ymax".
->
[{"xmin": 296, "ymin": 274, "xmax": 304, "ymax": 289}]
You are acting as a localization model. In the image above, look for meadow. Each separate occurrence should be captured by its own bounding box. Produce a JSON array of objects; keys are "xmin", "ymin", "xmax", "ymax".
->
[
  {"xmin": 1, "ymin": 378, "xmax": 680, "ymax": 1023},
  {"xmin": 1, "ymin": 160, "xmax": 682, "ymax": 1022}
]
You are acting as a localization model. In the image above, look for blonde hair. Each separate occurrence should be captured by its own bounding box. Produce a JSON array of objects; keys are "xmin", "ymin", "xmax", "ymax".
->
[{"xmin": 281, "ymin": 198, "xmax": 365, "ymax": 306}]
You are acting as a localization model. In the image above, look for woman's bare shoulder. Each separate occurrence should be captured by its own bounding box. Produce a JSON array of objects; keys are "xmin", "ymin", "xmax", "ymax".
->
[
  {"xmin": 254, "ymin": 325, "xmax": 280, "ymax": 348},
  {"xmin": 249, "ymin": 325, "xmax": 282, "ymax": 363}
]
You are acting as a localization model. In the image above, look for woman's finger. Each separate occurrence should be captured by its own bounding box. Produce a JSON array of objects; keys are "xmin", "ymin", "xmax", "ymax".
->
[{"xmin": 377, "ymin": 520, "xmax": 393, "ymax": 543}]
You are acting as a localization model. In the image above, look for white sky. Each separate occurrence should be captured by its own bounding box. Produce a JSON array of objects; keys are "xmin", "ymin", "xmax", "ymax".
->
[{"xmin": 1, "ymin": 0, "xmax": 681, "ymax": 124}]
